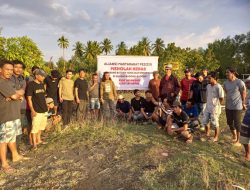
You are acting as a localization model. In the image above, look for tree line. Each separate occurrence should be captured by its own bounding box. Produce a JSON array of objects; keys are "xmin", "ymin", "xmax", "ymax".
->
[{"xmin": 1, "ymin": 28, "xmax": 249, "ymax": 78}]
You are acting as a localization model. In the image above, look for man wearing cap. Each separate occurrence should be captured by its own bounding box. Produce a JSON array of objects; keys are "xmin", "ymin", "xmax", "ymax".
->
[
  {"xmin": 26, "ymin": 69, "xmax": 48, "ymax": 150},
  {"xmin": 45, "ymin": 97, "xmax": 61, "ymax": 131},
  {"xmin": 159, "ymin": 64, "xmax": 180, "ymax": 101},
  {"xmin": 180, "ymin": 68, "xmax": 196, "ymax": 105},
  {"xmin": 224, "ymin": 67, "xmax": 246, "ymax": 146},
  {"xmin": 166, "ymin": 101, "xmax": 193, "ymax": 143},
  {"xmin": 148, "ymin": 71, "xmax": 160, "ymax": 100},
  {"xmin": 116, "ymin": 95, "xmax": 132, "ymax": 121}
]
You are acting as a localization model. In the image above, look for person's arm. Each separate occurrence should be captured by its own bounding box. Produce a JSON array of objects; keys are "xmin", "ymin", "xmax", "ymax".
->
[
  {"xmin": 174, "ymin": 77, "xmax": 181, "ymax": 97},
  {"xmin": 75, "ymin": 87, "xmax": 80, "ymax": 103},
  {"xmin": 89, "ymin": 82, "xmax": 97, "ymax": 92},
  {"xmin": 100, "ymin": 82, "xmax": 104, "ymax": 103},
  {"xmin": 174, "ymin": 123, "xmax": 188, "ymax": 132},
  {"xmin": 58, "ymin": 79, "xmax": 63, "ymax": 103},
  {"xmin": 239, "ymin": 81, "xmax": 247, "ymax": 109},
  {"xmin": 112, "ymin": 81, "xmax": 117, "ymax": 100},
  {"xmin": 140, "ymin": 107, "xmax": 148, "ymax": 119},
  {"xmin": 27, "ymin": 96, "xmax": 37, "ymax": 117}
]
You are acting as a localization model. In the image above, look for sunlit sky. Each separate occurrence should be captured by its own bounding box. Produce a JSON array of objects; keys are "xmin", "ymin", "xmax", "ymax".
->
[{"xmin": 0, "ymin": 0, "xmax": 249, "ymax": 61}]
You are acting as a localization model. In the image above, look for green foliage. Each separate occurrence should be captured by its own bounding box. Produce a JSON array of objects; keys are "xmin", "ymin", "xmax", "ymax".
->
[
  {"xmin": 101, "ymin": 38, "xmax": 113, "ymax": 55},
  {"xmin": 0, "ymin": 36, "xmax": 44, "ymax": 71},
  {"xmin": 116, "ymin": 41, "xmax": 128, "ymax": 55}
]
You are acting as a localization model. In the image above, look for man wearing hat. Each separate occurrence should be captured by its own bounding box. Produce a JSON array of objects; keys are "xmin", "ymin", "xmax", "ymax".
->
[
  {"xmin": 159, "ymin": 64, "xmax": 180, "ymax": 101},
  {"xmin": 26, "ymin": 69, "xmax": 48, "ymax": 150},
  {"xmin": 148, "ymin": 71, "xmax": 160, "ymax": 100},
  {"xmin": 224, "ymin": 67, "xmax": 246, "ymax": 146},
  {"xmin": 116, "ymin": 94, "xmax": 132, "ymax": 121},
  {"xmin": 180, "ymin": 68, "xmax": 196, "ymax": 105}
]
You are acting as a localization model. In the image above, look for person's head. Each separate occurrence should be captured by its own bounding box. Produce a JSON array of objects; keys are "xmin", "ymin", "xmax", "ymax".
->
[
  {"xmin": 51, "ymin": 70, "xmax": 60, "ymax": 80},
  {"xmin": 165, "ymin": 64, "xmax": 172, "ymax": 76},
  {"xmin": 153, "ymin": 71, "xmax": 159, "ymax": 79},
  {"xmin": 78, "ymin": 69, "xmax": 85, "ymax": 79},
  {"xmin": 208, "ymin": 71, "xmax": 218, "ymax": 85},
  {"xmin": 172, "ymin": 101, "xmax": 182, "ymax": 114},
  {"xmin": 0, "ymin": 60, "xmax": 14, "ymax": 79},
  {"xmin": 46, "ymin": 97, "xmax": 54, "ymax": 109},
  {"xmin": 186, "ymin": 99, "xmax": 194, "ymax": 109},
  {"xmin": 202, "ymin": 68, "xmax": 208, "ymax": 77},
  {"xmin": 118, "ymin": 94, "xmax": 125, "ymax": 103},
  {"xmin": 92, "ymin": 73, "xmax": 98, "ymax": 82},
  {"xmin": 133, "ymin": 89, "xmax": 140, "ymax": 97},
  {"xmin": 31, "ymin": 66, "xmax": 39, "ymax": 74},
  {"xmin": 184, "ymin": 68, "xmax": 192, "ymax": 78},
  {"xmin": 12, "ymin": 60, "xmax": 25, "ymax": 76},
  {"xmin": 66, "ymin": 70, "xmax": 73, "ymax": 79},
  {"xmin": 145, "ymin": 90, "xmax": 153, "ymax": 99},
  {"xmin": 226, "ymin": 67, "xmax": 238, "ymax": 81},
  {"xmin": 34, "ymin": 69, "xmax": 47, "ymax": 82},
  {"xmin": 195, "ymin": 72, "xmax": 204, "ymax": 82},
  {"xmin": 102, "ymin": 71, "xmax": 110, "ymax": 81},
  {"xmin": 245, "ymin": 76, "xmax": 250, "ymax": 90}
]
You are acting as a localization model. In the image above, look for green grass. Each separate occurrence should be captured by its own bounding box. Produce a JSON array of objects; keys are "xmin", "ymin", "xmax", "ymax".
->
[{"xmin": 1, "ymin": 112, "xmax": 250, "ymax": 190}]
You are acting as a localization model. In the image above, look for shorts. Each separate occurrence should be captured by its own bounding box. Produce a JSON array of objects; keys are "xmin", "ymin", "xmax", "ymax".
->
[
  {"xmin": 90, "ymin": 98, "xmax": 100, "ymax": 109},
  {"xmin": 0, "ymin": 119, "xmax": 21, "ymax": 143},
  {"xmin": 132, "ymin": 111, "xmax": 144, "ymax": 121},
  {"xmin": 202, "ymin": 111, "xmax": 220, "ymax": 128},
  {"xmin": 31, "ymin": 112, "xmax": 48, "ymax": 134},
  {"xmin": 225, "ymin": 109, "xmax": 242, "ymax": 131}
]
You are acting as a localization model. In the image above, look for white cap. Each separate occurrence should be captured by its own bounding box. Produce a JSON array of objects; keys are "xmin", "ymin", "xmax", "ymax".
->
[{"xmin": 118, "ymin": 95, "xmax": 124, "ymax": 99}]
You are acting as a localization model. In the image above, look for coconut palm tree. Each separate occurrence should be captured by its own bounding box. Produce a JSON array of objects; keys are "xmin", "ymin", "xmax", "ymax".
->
[
  {"xmin": 116, "ymin": 41, "xmax": 128, "ymax": 55},
  {"xmin": 101, "ymin": 38, "xmax": 113, "ymax": 55},
  {"xmin": 140, "ymin": 37, "xmax": 151, "ymax": 56},
  {"xmin": 73, "ymin": 41, "xmax": 84, "ymax": 58},
  {"xmin": 152, "ymin": 38, "xmax": 165, "ymax": 56},
  {"xmin": 83, "ymin": 41, "xmax": 101, "ymax": 60},
  {"xmin": 57, "ymin": 35, "xmax": 69, "ymax": 70}
]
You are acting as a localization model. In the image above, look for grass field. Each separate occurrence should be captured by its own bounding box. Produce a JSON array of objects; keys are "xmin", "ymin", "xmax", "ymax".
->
[{"xmin": 0, "ymin": 110, "xmax": 249, "ymax": 190}]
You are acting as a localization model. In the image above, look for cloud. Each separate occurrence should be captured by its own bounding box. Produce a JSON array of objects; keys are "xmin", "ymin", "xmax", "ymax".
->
[{"xmin": 78, "ymin": 10, "xmax": 91, "ymax": 21}]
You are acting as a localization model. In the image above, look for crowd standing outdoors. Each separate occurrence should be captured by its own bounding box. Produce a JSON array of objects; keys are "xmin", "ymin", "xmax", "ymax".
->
[{"xmin": 0, "ymin": 59, "xmax": 250, "ymax": 174}]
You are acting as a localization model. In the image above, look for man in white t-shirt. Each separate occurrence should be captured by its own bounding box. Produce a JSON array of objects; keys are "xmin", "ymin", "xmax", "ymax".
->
[{"xmin": 202, "ymin": 72, "xmax": 224, "ymax": 142}]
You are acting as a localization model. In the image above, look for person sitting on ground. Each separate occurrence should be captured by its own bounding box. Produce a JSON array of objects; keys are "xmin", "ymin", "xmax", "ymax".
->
[
  {"xmin": 45, "ymin": 97, "xmax": 62, "ymax": 132},
  {"xmin": 26, "ymin": 69, "xmax": 48, "ymax": 150},
  {"xmin": 131, "ymin": 89, "xmax": 145, "ymax": 122},
  {"xmin": 202, "ymin": 72, "xmax": 224, "ymax": 142},
  {"xmin": 166, "ymin": 101, "xmax": 193, "ymax": 143},
  {"xmin": 183, "ymin": 99, "xmax": 200, "ymax": 131},
  {"xmin": 116, "ymin": 95, "xmax": 132, "ymax": 121},
  {"xmin": 141, "ymin": 90, "xmax": 158, "ymax": 122},
  {"xmin": 152, "ymin": 97, "xmax": 173, "ymax": 129}
]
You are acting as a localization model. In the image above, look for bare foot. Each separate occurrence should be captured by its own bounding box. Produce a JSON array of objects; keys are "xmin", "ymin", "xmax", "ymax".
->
[
  {"xmin": 213, "ymin": 137, "xmax": 219, "ymax": 142},
  {"xmin": 232, "ymin": 142, "xmax": 241, "ymax": 147},
  {"xmin": 245, "ymin": 155, "xmax": 250, "ymax": 161},
  {"xmin": 1, "ymin": 165, "xmax": 16, "ymax": 174},
  {"xmin": 12, "ymin": 155, "xmax": 30, "ymax": 162}
]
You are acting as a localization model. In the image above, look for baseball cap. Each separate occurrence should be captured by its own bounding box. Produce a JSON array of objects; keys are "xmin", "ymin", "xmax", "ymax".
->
[
  {"xmin": 165, "ymin": 64, "xmax": 172, "ymax": 69},
  {"xmin": 118, "ymin": 95, "xmax": 124, "ymax": 100},
  {"xmin": 46, "ymin": 97, "xmax": 54, "ymax": 104},
  {"xmin": 34, "ymin": 69, "xmax": 47, "ymax": 77}
]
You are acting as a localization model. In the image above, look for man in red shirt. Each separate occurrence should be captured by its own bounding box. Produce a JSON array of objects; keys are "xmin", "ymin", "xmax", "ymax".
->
[
  {"xmin": 159, "ymin": 64, "xmax": 180, "ymax": 101},
  {"xmin": 180, "ymin": 68, "xmax": 196, "ymax": 105},
  {"xmin": 148, "ymin": 71, "xmax": 160, "ymax": 100}
]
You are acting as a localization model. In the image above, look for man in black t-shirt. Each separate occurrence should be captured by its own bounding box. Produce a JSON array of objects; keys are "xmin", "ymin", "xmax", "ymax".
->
[
  {"xmin": 116, "ymin": 95, "xmax": 132, "ymax": 120},
  {"xmin": 166, "ymin": 101, "xmax": 193, "ymax": 143},
  {"xmin": 131, "ymin": 89, "xmax": 145, "ymax": 121},
  {"xmin": 74, "ymin": 69, "xmax": 89, "ymax": 121},
  {"xmin": 141, "ymin": 90, "xmax": 157, "ymax": 121},
  {"xmin": 26, "ymin": 69, "xmax": 48, "ymax": 150},
  {"xmin": 44, "ymin": 70, "xmax": 60, "ymax": 114},
  {"xmin": 0, "ymin": 60, "xmax": 26, "ymax": 173}
]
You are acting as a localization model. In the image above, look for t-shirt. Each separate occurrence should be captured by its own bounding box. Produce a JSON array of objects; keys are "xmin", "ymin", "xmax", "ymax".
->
[
  {"xmin": 183, "ymin": 105, "xmax": 199, "ymax": 118},
  {"xmin": 131, "ymin": 97, "xmax": 145, "ymax": 112},
  {"xmin": 0, "ymin": 78, "xmax": 21, "ymax": 124},
  {"xmin": 141, "ymin": 99, "xmax": 156, "ymax": 113},
  {"xmin": 171, "ymin": 111, "xmax": 189, "ymax": 128},
  {"xmin": 223, "ymin": 79, "xmax": 246, "ymax": 110},
  {"xmin": 116, "ymin": 101, "xmax": 131, "ymax": 113},
  {"xmin": 205, "ymin": 83, "xmax": 224, "ymax": 114},
  {"xmin": 74, "ymin": 78, "xmax": 88, "ymax": 100},
  {"xmin": 190, "ymin": 80, "xmax": 207, "ymax": 103},
  {"xmin": 148, "ymin": 79, "xmax": 160, "ymax": 99},
  {"xmin": 180, "ymin": 77, "xmax": 196, "ymax": 102},
  {"xmin": 44, "ymin": 76, "xmax": 59, "ymax": 99},
  {"xmin": 88, "ymin": 82, "xmax": 99, "ymax": 99},
  {"xmin": 26, "ymin": 81, "xmax": 47, "ymax": 113},
  {"xmin": 59, "ymin": 78, "xmax": 74, "ymax": 101}
]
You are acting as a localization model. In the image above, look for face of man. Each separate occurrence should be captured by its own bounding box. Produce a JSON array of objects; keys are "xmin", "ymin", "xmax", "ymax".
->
[
  {"xmin": 0, "ymin": 63, "xmax": 13, "ymax": 79},
  {"xmin": 135, "ymin": 91, "xmax": 140, "ymax": 97},
  {"xmin": 118, "ymin": 98, "xmax": 124, "ymax": 103},
  {"xmin": 105, "ymin": 73, "xmax": 110, "ymax": 80},
  {"xmin": 186, "ymin": 101, "xmax": 192, "ymax": 109},
  {"xmin": 173, "ymin": 106, "xmax": 181, "ymax": 114},
  {"xmin": 79, "ymin": 71, "xmax": 85, "ymax": 78},
  {"xmin": 165, "ymin": 67, "xmax": 172, "ymax": 75},
  {"xmin": 185, "ymin": 71, "xmax": 191, "ymax": 78},
  {"xmin": 92, "ymin": 75, "xmax": 98, "ymax": 82},
  {"xmin": 208, "ymin": 76, "xmax": 215, "ymax": 85},
  {"xmin": 36, "ymin": 75, "xmax": 45, "ymax": 82},
  {"xmin": 202, "ymin": 70, "xmax": 208, "ymax": 76},
  {"xmin": 13, "ymin": 64, "xmax": 23, "ymax": 76},
  {"xmin": 198, "ymin": 75, "xmax": 204, "ymax": 82},
  {"xmin": 47, "ymin": 102, "xmax": 54, "ymax": 109},
  {"xmin": 145, "ymin": 92, "xmax": 152, "ymax": 100},
  {"xmin": 66, "ymin": 72, "xmax": 73, "ymax": 79},
  {"xmin": 153, "ymin": 73, "xmax": 159, "ymax": 79},
  {"xmin": 226, "ymin": 70, "xmax": 234, "ymax": 80}
]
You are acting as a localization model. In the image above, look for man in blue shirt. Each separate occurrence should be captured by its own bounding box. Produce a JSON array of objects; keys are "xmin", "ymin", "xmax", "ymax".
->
[
  {"xmin": 183, "ymin": 99, "xmax": 199, "ymax": 131},
  {"xmin": 116, "ymin": 95, "xmax": 132, "ymax": 121}
]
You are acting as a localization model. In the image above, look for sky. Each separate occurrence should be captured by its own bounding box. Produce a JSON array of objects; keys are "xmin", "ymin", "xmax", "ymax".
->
[{"xmin": 0, "ymin": 0, "xmax": 249, "ymax": 62}]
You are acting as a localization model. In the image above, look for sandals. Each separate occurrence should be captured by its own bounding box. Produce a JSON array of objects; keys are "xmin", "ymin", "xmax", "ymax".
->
[
  {"xmin": 1, "ymin": 166, "xmax": 16, "ymax": 174},
  {"xmin": 12, "ymin": 155, "xmax": 30, "ymax": 162}
]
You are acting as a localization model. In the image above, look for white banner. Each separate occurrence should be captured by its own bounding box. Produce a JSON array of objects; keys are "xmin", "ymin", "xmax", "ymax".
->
[{"xmin": 97, "ymin": 56, "xmax": 158, "ymax": 90}]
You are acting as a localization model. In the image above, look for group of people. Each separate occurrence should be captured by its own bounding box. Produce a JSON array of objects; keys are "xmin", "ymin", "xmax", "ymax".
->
[{"xmin": 0, "ymin": 60, "xmax": 250, "ymax": 174}]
